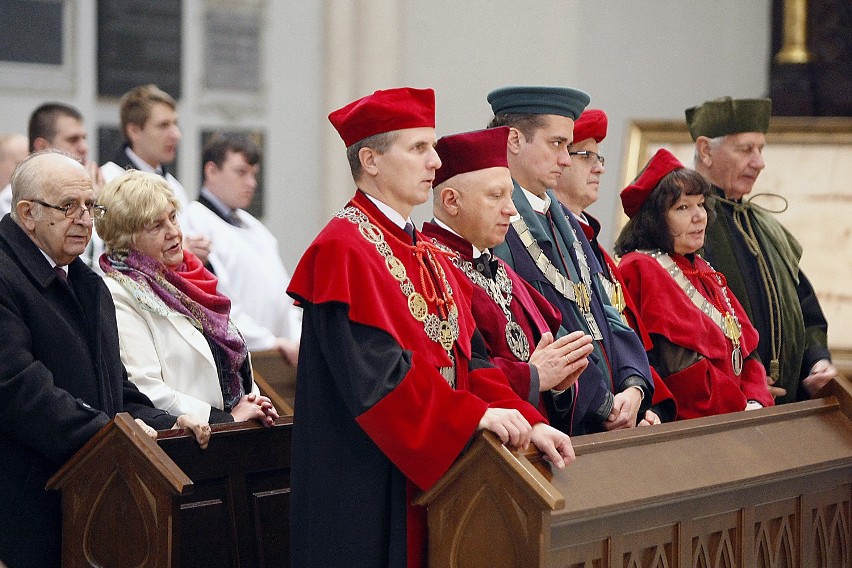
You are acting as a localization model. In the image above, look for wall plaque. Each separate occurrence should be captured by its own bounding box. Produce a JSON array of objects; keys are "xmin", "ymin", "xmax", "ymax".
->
[
  {"xmin": 0, "ymin": 0, "xmax": 63, "ymax": 64},
  {"xmin": 204, "ymin": 6, "xmax": 261, "ymax": 92},
  {"xmin": 97, "ymin": 0, "xmax": 182, "ymax": 98}
]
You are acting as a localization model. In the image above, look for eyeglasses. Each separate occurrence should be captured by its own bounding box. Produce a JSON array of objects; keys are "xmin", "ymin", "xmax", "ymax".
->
[
  {"xmin": 31, "ymin": 199, "xmax": 107, "ymax": 219},
  {"xmin": 568, "ymin": 150, "xmax": 605, "ymax": 167}
]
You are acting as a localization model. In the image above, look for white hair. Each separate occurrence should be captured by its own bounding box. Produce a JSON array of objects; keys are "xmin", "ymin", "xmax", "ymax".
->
[{"xmin": 693, "ymin": 135, "xmax": 725, "ymax": 166}]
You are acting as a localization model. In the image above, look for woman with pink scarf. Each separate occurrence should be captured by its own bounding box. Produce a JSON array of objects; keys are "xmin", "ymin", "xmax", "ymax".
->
[{"xmin": 96, "ymin": 170, "xmax": 278, "ymax": 425}]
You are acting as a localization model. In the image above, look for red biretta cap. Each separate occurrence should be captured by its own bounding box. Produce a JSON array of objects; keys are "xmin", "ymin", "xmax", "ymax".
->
[
  {"xmin": 328, "ymin": 87, "xmax": 436, "ymax": 147},
  {"xmin": 433, "ymin": 127, "xmax": 510, "ymax": 187},
  {"xmin": 620, "ymin": 148, "xmax": 685, "ymax": 218},
  {"xmin": 572, "ymin": 109, "xmax": 608, "ymax": 143}
]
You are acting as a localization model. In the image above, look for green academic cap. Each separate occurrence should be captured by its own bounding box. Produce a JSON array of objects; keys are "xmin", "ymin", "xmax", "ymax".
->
[
  {"xmin": 685, "ymin": 97, "xmax": 771, "ymax": 141},
  {"xmin": 487, "ymin": 86, "xmax": 590, "ymax": 120}
]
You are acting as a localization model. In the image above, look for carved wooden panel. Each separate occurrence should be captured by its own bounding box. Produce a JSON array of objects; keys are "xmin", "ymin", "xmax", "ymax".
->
[
  {"xmin": 620, "ymin": 524, "xmax": 678, "ymax": 568},
  {"xmin": 552, "ymin": 537, "xmax": 608, "ymax": 568},
  {"xmin": 689, "ymin": 510, "xmax": 740, "ymax": 568},
  {"xmin": 49, "ymin": 415, "xmax": 189, "ymax": 568},
  {"xmin": 389, "ymin": 383, "xmax": 852, "ymax": 568},
  {"xmin": 754, "ymin": 497, "xmax": 799, "ymax": 568},
  {"xmin": 804, "ymin": 484, "xmax": 851, "ymax": 568},
  {"xmin": 428, "ymin": 461, "xmax": 548, "ymax": 567},
  {"xmin": 50, "ymin": 415, "xmax": 293, "ymax": 568}
]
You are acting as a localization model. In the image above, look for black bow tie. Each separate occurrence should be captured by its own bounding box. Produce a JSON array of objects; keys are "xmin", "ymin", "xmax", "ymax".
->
[{"xmin": 474, "ymin": 253, "xmax": 495, "ymax": 279}]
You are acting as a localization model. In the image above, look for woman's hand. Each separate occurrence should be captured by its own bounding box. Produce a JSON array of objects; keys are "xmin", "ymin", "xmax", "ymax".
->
[
  {"xmin": 231, "ymin": 393, "xmax": 279, "ymax": 427},
  {"xmin": 174, "ymin": 414, "xmax": 212, "ymax": 449},
  {"xmin": 637, "ymin": 410, "xmax": 661, "ymax": 426}
]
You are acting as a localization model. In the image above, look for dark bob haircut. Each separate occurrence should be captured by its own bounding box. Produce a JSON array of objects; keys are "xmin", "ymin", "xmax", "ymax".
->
[{"xmin": 614, "ymin": 168, "xmax": 716, "ymax": 256}]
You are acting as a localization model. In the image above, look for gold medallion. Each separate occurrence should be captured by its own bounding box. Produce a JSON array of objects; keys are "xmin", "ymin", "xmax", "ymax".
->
[
  {"xmin": 359, "ymin": 221, "xmax": 384, "ymax": 244},
  {"xmin": 386, "ymin": 256, "xmax": 407, "ymax": 281},
  {"xmin": 575, "ymin": 282, "xmax": 591, "ymax": 313},
  {"xmin": 408, "ymin": 293, "xmax": 428, "ymax": 321},
  {"xmin": 439, "ymin": 320, "xmax": 455, "ymax": 351},
  {"xmin": 724, "ymin": 314, "xmax": 742, "ymax": 341}
]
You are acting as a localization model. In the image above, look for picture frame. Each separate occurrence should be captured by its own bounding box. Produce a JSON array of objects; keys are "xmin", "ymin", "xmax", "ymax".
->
[{"xmin": 620, "ymin": 117, "xmax": 852, "ymax": 362}]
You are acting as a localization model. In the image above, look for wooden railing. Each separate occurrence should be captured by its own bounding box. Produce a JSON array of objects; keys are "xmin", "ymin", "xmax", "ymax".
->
[
  {"xmin": 417, "ymin": 377, "xmax": 852, "ymax": 568},
  {"xmin": 48, "ymin": 415, "xmax": 293, "ymax": 567},
  {"xmin": 48, "ymin": 377, "xmax": 852, "ymax": 567}
]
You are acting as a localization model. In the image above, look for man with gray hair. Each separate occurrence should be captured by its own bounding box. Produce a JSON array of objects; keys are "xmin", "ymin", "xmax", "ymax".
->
[
  {"xmin": 0, "ymin": 151, "xmax": 209, "ymax": 568},
  {"xmin": 690, "ymin": 96, "xmax": 835, "ymax": 403}
]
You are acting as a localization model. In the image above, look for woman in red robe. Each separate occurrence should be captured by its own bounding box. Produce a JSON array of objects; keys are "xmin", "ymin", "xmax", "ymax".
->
[{"xmin": 614, "ymin": 149, "xmax": 774, "ymax": 419}]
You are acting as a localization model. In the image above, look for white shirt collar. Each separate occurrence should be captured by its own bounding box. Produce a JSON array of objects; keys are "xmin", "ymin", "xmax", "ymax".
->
[
  {"xmin": 38, "ymin": 249, "xmax": 65, "ymax": 272},
  {"xmin": 520, "ymin": 185, "xmax": 551, "ymax": 214},
  {"xmin": 125, "ymin": 147, "xmax": 164, "ymax": 175},
  {"xmin": 200, "ymin": 187, "xmax": 237, "ymax": 219},
  {"xmin": 432, "ymin": 218, "xmax": 488, "ymax": 258},
  {"xmin": 364, "ymin": 193, "xmax": 411, "ymax": 231}
]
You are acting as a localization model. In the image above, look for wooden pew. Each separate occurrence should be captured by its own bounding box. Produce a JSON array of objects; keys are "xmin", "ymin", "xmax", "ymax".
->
[
  {"xmin": 417, "ymin": 377, "xmax": 852, "ymax": 567},
  {"xmin": 46, "ymin": 378, "xmax": 852, "ymax": 567},
  {"xmin": 835, "ymin": 348, "xmax": 852, "ymax": 381},
  {"xmin": 47, "ymin": 414, "xmax": 293, "ymax": 568},
  {"xmin": 251, "ymin": 349, "xmax": 297, "ymax": 415}
]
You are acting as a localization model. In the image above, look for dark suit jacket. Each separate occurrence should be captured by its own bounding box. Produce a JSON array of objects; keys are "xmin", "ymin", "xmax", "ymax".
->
[{"xmin": 0, "ymin": 215, "xmax": 176, "ymax": 568}]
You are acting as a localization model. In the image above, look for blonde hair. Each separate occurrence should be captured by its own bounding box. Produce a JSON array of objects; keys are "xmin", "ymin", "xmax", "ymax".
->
[
  {"xmin": 95, "ymin": 170, "xmax": 180, "ymax": 252},
  {"xmin": 119, "ymin": 84, "xmax": 177, "ymax": 140}
]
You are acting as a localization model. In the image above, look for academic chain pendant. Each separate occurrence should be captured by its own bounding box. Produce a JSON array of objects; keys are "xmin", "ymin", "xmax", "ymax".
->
[
  {"xmin": 643, "ymin": 250, "xmax": 743, "ymax": 376},
  {"xmin": 338, "ymin": 207, "xmax": 460, "ymax": 385},
  {"xmin": 451, "ymin": 254, "xmax": 530, "ymax": 362},
  {"xmin": 511, "ymin": 216, "xmax": 604, "ymax": 340}
]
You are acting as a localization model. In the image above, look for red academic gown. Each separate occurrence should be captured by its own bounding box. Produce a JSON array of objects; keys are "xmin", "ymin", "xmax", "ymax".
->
[
  {"xmin": 576, "ymin": 214, "xmax": 676, "ymax": 419},
  {"xmin": 421, "ymin": 222, "xmax": 572, "ymax": 427},
  {"xmin": 287, "ymin": 191, "xmax": 545, "ymax": 568},
  {"xmin": 618, "ymin": 251, "xmax": 774, "ymax": 419}
]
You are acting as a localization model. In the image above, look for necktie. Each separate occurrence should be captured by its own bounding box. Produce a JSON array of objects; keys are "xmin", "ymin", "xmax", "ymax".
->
[
  {"xmin": 54, "ymin": 266, "xmax": 68, "ymax": 283},
  {"xmin": 54, "ymin": 266, "xmax": 76, "ymax": 300},
  {"xmin": 403, "ymin": 222, "xmax": 415, "ymax": 244}
]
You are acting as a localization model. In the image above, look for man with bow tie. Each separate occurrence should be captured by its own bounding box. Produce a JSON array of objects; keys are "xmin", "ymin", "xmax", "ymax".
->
[{"xmin": 421, "ymin": 126, "xmax": 593, "ymax": 432}]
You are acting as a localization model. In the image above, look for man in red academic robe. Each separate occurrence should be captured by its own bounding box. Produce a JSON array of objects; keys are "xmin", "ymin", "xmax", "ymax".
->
[
  {"xmin": 421, "ymin": 126, "xmax": 594, "ymax": 432},
  {"xmin": 286, "ymin": 87, "xmax": 575, "ymax": 568}
]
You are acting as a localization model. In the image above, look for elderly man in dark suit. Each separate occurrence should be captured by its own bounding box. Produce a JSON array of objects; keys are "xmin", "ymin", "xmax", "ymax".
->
[{"xmin": 0, "ymin": 151, "xmax": 210, "ymax": 568}]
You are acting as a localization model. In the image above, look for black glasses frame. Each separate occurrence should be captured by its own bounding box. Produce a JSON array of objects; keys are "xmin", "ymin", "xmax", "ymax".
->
[{"xmin": 568, "ymin": 150, "xmax": 605, "ymax": 167}]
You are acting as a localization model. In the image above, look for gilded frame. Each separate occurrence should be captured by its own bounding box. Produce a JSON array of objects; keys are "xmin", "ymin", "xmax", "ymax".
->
[{"xmin": 620, "ymin": 117, "xmax": 852, "ymax": 362}]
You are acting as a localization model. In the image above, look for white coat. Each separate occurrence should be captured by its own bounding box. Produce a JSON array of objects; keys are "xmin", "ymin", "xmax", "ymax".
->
[{"xmin": 105, "ymin": 275, "xmax": 259, "ymax": 423}]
